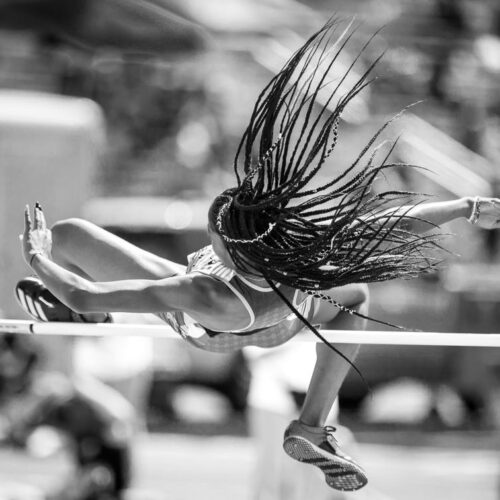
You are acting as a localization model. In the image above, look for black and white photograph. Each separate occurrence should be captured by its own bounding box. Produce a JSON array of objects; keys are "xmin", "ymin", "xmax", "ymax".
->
[{"xmin": 0, "ymin": 1, "xmax": 500, "ymax": 499}]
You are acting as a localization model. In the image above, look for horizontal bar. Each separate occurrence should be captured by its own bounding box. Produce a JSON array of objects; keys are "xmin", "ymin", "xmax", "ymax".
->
[{"xmin": 0, "ymin": 319, "xmax": 499, "ymax": 347}]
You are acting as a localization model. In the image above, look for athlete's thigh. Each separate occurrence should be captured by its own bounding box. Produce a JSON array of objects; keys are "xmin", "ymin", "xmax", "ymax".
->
[
  {"xmin": 52, "ymin": 218, "xmax": 187, "ymax": 281},
  {"xmin": 312, "ymin": 283, "xmax": 369, "ymax": 325}
]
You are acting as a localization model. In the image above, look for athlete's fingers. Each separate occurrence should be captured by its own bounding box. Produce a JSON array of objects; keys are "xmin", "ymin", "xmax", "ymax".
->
[
  {"xmin": 34, "ymin": 204, "xmax": 43, "ymax": 230},
  {"xmin": 24, "ymin": 204, "xmax": 32, "ymax": 231},
  {"xmin": 483, "ymin": 199, "xmax": 500, "ymax": 216},
  {"xmin": 40, "ymin": 209, "xmax": 48, "ymax": 232},
  {"xmin": 35, "ymin": 202, "xmax": 47, "ymax": 231}
]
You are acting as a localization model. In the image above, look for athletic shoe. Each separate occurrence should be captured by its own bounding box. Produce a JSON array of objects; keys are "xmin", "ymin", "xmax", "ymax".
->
[
  {"xmin": 15, "ymin": 277, "xmax": 112, "ymax": 324},
  {"xmin": 283, "ymin": 420, "xmax": 368, "ymax": 491}
]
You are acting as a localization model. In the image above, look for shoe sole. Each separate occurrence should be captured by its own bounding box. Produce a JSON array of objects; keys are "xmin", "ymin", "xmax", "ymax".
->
[
  {"xmin": 15, "ymin": 286, "xmax": 48, "ymax": 321},
  {"xmin": 15, "ymin": 279, "xmax": 112, "ymax": 324},
  {"xmin": 283, "ymin": 435, "xmax": 368, "ymax": 491}
]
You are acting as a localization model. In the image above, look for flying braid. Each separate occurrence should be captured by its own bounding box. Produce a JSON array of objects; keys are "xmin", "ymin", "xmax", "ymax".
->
[{"xmin": 208, "ymin": 19, "xmax": 445, "ymax": 359}]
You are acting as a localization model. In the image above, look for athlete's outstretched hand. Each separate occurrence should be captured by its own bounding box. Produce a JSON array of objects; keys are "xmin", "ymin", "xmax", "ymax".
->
[
  {"xmin": 21, "ymin": 203, "xmax": 52, "ymax": 268},
  {"xmin": 474, "ymin": 197, "xmax": 500, "ymax": 229}
]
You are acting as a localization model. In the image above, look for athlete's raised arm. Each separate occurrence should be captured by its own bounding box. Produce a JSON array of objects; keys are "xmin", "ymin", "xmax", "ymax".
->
[{"xmin": 360, "ymin": 196, "xmax": 500, "ymax": 233}]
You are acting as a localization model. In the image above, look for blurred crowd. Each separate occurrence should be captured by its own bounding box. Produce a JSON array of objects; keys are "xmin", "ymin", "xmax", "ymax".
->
[
  {"xmin": 0, "ymin": 333, "xmax": 135, "ymax": 500},
  {"xmin": 0, "ymin": 0, "xmax": 498, "ymax": 198}
]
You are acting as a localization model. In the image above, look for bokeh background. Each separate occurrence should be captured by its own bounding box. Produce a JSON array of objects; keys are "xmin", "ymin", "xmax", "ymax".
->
[{"xmin": 0, "ymin": 0, "xmax": 500, "ymax": 499}]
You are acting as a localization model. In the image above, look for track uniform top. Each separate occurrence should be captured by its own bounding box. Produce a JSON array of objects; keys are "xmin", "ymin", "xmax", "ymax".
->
[{"xmin": 158, "ymin": 246, "xmax": 318, "ymax": 353}]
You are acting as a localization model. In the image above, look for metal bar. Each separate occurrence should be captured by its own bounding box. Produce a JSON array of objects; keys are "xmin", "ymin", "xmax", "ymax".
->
[{"xmin": 1, "ymin": 319, "xmax": 500, "ymax": 347}]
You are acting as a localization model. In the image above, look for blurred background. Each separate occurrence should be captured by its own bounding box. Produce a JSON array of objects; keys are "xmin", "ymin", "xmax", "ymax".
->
[{"xmin": 0, "ymin": 0, "xmax": 500, "ymax": 499}]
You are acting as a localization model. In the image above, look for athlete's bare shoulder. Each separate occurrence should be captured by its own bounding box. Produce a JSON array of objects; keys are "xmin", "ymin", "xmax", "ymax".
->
[
  {"xmin": 183, "ymin": 272, "xmax": 251, "ymax": 331},
  {"xmin": 187, "ymin": 272, "xmax": 240, "ymax": 309}
]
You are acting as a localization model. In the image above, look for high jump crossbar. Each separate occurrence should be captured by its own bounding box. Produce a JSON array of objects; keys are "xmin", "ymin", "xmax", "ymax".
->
[{"xmin": 1, "ymin": 319, "xmax": 500, "ymax": 347}]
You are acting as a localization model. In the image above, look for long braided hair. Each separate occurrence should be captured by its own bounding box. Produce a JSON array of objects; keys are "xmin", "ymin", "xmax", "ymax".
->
[{"xmin": 208, "ymin": 19, "xmax": 444, "ymax": 363}]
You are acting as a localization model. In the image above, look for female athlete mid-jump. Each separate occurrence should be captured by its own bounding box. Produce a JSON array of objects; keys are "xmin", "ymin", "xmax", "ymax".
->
[{"xmin": 16, "ymin": 19, "xmax": 500, "ymax": 492}]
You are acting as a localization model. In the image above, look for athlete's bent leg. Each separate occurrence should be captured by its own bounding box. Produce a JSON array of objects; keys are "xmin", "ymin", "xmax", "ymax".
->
[
  {"xmin": 283, "ymin": 284, "xmax": 368, "ymax": 492},
  {"xmin": 299, "ymin": 284, "xmax": 368, "ymax": 426},
  {"xmin": 50, "ymin": 218, "xmax": 186, "ymax": 281}
]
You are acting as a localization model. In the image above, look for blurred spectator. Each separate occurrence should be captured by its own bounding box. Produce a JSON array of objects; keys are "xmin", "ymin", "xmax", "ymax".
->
[{"xmin": 0, "ymin": 334, "xmax": 136, "ymax": 500}]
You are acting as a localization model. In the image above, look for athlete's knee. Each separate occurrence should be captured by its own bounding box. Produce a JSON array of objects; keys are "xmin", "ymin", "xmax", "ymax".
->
[{"xmin": 51, "ymin": 218, "xmax": 92, "ymax": 250}]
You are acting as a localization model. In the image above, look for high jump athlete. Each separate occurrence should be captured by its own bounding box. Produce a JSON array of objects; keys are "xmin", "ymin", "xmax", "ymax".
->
[{"xmin": 16, "ymin": 20, "xmax": 500, "ymax": 492}]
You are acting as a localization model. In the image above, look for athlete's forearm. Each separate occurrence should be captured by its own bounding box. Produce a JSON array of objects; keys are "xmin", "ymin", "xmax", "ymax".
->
[
  {"xmin": 30, "ymin": 254, "xmax": 93, "ymax": 311},
  {"xmin": 370, "ymin": 197, "xmax": 474, "ymax": 233},
  {"xmin": 30, "ymin": 254, "xmax": 159, "ymax": 314}
]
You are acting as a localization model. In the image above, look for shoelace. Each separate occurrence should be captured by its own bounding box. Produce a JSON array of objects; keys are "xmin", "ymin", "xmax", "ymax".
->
[
  {"xmin": 324, "ymin": 426, "xmax": 356, "ymax": 463},
  {"xmin": 324, "ymin": 425, "xmax": 340, "ymax": 448}
]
